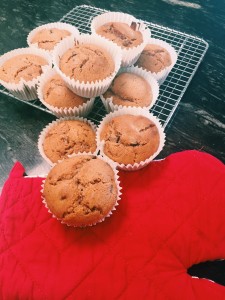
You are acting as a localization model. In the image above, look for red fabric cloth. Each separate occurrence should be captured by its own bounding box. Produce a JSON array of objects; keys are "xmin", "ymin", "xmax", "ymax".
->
[{"xmin": 1, "ymin": 150, "xmax": 225, "ymax": 299}]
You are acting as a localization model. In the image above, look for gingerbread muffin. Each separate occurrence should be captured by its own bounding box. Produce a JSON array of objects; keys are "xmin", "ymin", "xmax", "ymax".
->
[
  {"xmin": 59, "ymin": 43, "xmax": 115, "ymax": 83},
  {"xmin": 30, "ymin": 28, "xmax": 71, "ymax": 51},
  {"xmin": 39, "ymin": 118, "xmax": 97, "ymax": 164},
  {"xmin": 96, "ymin": 22, "xmax": 143, "ymax": 49},
  {"xmin": 42, "ymin": 74, "xmax": 88, "ymax": 108},
  {"xmin": 103, "ymin": 72, "xmax": 153, "ymax": 108},
  {"xmin": 0, "ymin": 54, "xmax": 48, "ymax": 83},
  {"xmin": 135, "ymin": 44, "xmax": 172, "ymax": 74},
  {"xmin": 42, "ymin": 155, "xmax": 119, "ymax": 227}
]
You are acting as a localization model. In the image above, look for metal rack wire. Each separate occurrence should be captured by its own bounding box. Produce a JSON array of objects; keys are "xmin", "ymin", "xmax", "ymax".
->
[{"xmin": 0, "ymin": 5, "xmax": 208, "ymax": 128}]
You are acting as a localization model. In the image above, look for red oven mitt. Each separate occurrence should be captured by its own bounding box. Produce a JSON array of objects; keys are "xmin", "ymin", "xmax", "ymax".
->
[{"xmin": 1, "ymin": 150, "xmax": 225, "ymax": 299}]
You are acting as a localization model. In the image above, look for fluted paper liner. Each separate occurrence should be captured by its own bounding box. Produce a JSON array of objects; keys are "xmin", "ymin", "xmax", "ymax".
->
[
  {"xmin": 91, "ymin": 11, "xmax": 151, "ymax": 67},
  {"xmin": 27, "ymin": 22, "xmax": 80, "ymax": 54},
  {"xmin": 52, "ymin": 34, "xmax": 122, "ymax": 98},
  {"xmin": 96, "ymin": 107, "xmax": 166, "ymax": 171},
  {"xmin": 0, "ymin": 47, "xmax": 52, "ymax": 100},
  {"xmin": 100, "ymin": 65, "xmax": 159, "ymax": 112},
  {"xmin": 137, "ymin": 38, "xmax": 178, "ymax": 85},
  {"xmin": 38, "ymin": 116, "xmax": 99, "ymax": 166},
  {"xmin": 41, "ymin": 153, "xmax": 122, "ymax": 227},
  {"xmin": 37, "ymin": 67, "xmax": 95, "ymax": 117}
]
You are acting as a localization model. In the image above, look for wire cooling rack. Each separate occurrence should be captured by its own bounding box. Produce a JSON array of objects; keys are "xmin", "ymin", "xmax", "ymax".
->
[{"xmin": 0, "ymin": 5, "xmax": 208, "ymax": 128}]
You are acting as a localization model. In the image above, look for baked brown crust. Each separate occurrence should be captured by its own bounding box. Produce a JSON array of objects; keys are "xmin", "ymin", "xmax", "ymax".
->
[
  {"xmin": 100, "ymin": 114, "xmax": 160, "ymax": 164},
  {"xmin": 96, "ymin": 22, "xmax": 143, "ymax": 48},
  {"xmin": 103, "ymin": 72, "xmax": 152, "ymax": 107},
  {"xmin": 43, "ymin": 155, "xmax": 118, "ymax": 226},
  {"xmin": 135, "ymin": 44, "xmax": 172, "ymax": 73},
  {"xmin": 59, "ymin": 43, "xmax": 115, "ymax": 83},
  {"xmin": 31, "ymin": 28, "xmax": 71, "ymax": 51},
  {"xmin": 0, "ymin": 54, "xmax": 47, "ymax": 83},
  {"xmin": 43, "ymin": 74, "xmax": 88, "ymax": 108},
  {"xmin": 42, "ymin": 119, "xmax": 97, "ymax": 163}
]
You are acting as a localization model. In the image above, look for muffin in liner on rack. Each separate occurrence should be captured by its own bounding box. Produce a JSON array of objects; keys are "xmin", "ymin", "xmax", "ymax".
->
[
  {"xmin": 91, "ymin": 11, "xmax": 150, "ymax": 67},
  {"xmin": 52, "ymin": 34, "xmax": 122, "ymax": 98},
  {"xmin": 27, "ymin": 22, "xmax": 80, "ymax": 53},
  {"xmin": 41, "ymin": 153, "xmax": 122, "ymax": 227},
  {"xmin": 0, "ymin": 47, "xmax": 52, "ymax": 100},
  {"xmin": 135, "ymin": 38, "xmax": 178, "ymax": 85},
  {"xmin": 96, "ymin": 107, "xmax": 165, "ymax": 171},
  {"xmin": 38, "ymin": 117, "xmax": 98, "ymax": 166},
  {"xmin": 100, "ymin": 65, "xmax": 159, "ymax": 112},
  {"xmin": 37, "ymin": 67, "xmax": 95, "ymax": 117}
]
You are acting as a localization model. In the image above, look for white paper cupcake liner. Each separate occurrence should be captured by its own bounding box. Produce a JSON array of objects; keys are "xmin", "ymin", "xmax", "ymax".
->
[
  {"xmin": 27, "ymin": 22, "xmax": 80, "ymax": 54},
  {"xmin": 91, "ymin": 11, "xmax": 151, "ymax": 67},
  {"xmin": 37, "ymin": 67, "xmax": 95, "ymax": 117},
  {"xmin": 0, "ymin": 47, "xmax": 52, "ymax": 101},
  {"xmin": 41, "ymin": 153, "xmax": 122, "ymax": 227},
  {"xmin": 52, "ymin": 34, "xmax": 122, "ymax": 98},
  {"xmin": 100, "ymin": 65, "xmax": 159, "ymax": 112},
  {"xmin": 38, "ymin": 116, "xmax": 99, "ymax": 166},
  {"xmin": 137, "ymin": 38, "xmax": 178, "ymax": 85},
  {"xmin": 96, "ymin": 107, "xmax": 166, "ymax": 171}
]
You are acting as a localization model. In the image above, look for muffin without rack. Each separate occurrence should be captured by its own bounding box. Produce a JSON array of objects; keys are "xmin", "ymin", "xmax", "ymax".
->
[{"xmin": 43, "ymin": 155, "xmax": 119, "ymax": 227}]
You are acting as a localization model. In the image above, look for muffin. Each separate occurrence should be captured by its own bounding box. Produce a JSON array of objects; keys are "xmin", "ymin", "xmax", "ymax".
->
[
  {"xmin": 53, "ymin": 34, "xmax": 122, "ymax": 98},
  {"xmin": 101, "ymin": 66, "xmax": 159, "ymax": 112},
  {"xmin": 97, "ymin": 108, "xmax": 165, "ymax": 170},
  {"xmin": 0, "ymin": 47, "xmax": 51, "ymax": 100},
  {"xmin": 30, "ymin": 28, "xmax": 70, "ymax": 51},
  {"xmin": 38, "ymin": 118, "xmax": 97, "ymax": 165},
  {"xmin": 96, "ymin": 22, "xmax": 143, "ymax": 49},
  {"xmin": 42, "ymin": 155, "xmax": 120, "ymax": 227},
  {"xmin": 103, "ymin": 72, "xmax": 152, "ymax": 108},
  {"xmin": 135, "ymin": 38, "xmax": 178, "ymax": 84},
  {"xmin": 136, "ymin": 44, "xmax": 172, "ymax": 73},
  {"xmin": 38, "ymin": 67, "xmax": 95, "ymax": 117},
  {"xmin": 59, "ymin": 43, "xmax": 114, "ymax": 83},
  {"xmin": 91, "ymin": 12, "xmax": 150, "ymax": 67},
  {"xmin": 0, "ymin": 54, "xmax": 48, "ymax": 84},
  {"xmin": 27, "ymin": 22, "xmax": 79, "ymax": 52},
  {"xmin": 42, "ymin": 73, "xmax": 87, "ymax": 108}
]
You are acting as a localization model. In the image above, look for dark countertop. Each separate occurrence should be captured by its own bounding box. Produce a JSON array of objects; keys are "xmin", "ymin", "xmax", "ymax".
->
[{"xmin": 0, "ymin": 0, "xmax": 225, "ymax": 285}]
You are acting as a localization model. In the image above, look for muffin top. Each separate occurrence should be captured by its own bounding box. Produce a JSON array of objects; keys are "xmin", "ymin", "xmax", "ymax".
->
[
  {"xmin": 103, "ymin": 72, "xmax": 152, "ymax": 107},
  {"xmin": 135, "ymin": 44, "xmax": 172, "ymax": 73},
  {"xmin": 42, "ymin": 119, "xmax": 97, "ymax": 163},
  {"xmin": 59, "ymin": 43, "xmax": 115, "ymax": 83},
  {"xmin": 43, "ymin": 74, "xmax": 88, "ymax": 108},
  {"xmin": 43, "ymin": 155, "xmax": 118, "ymax": 226},
  {"xmin": 100, "ymin": 114, "xmax": 160, "ymax": 165},
  {"xmin": 0, "ymin": 54, "xmax": 48, "ymax": 83},
  {"xmin": 96, "ymin": 22, "xmax": 143, "ymax": 48},
  {"xmin": 31, "ymin": 28, "xmax": 71, "ymax": 51}
]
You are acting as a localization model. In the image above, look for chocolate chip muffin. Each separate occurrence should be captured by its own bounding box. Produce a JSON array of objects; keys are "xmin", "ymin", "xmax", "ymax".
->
[
  {"xmin": 96, "ymin": 22, "xmax": 143, "ymax": 49},
  {"xmin": 59, "ymin": 43, "xmax": 115, "ymax": 83},
  {"xmin": 0, "ymin": 54, "xmax": 48, "ymax": 83},
  {"xmin": 99, "ymin": 114, "xmax": 160, "ymax": 165},
  {"xmin": 135, "ymin": 44, "xmax": 172, "ymax": 73},
  {"xmin": 43, "ymin": 155, "xmax": 119, "ymax": 227},
  {"xmin": 40, "ymin": 119, "xmax": 97, "ymax": 164},
  {"xmin": 103, "ymin": 72, "xmax": 152, "ymax": 107}
]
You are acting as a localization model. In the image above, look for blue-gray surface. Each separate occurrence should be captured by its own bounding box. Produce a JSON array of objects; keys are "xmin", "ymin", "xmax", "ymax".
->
[{"xmin": 0, "ymin": 0, "xmax": 225, "ymax": 288}]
